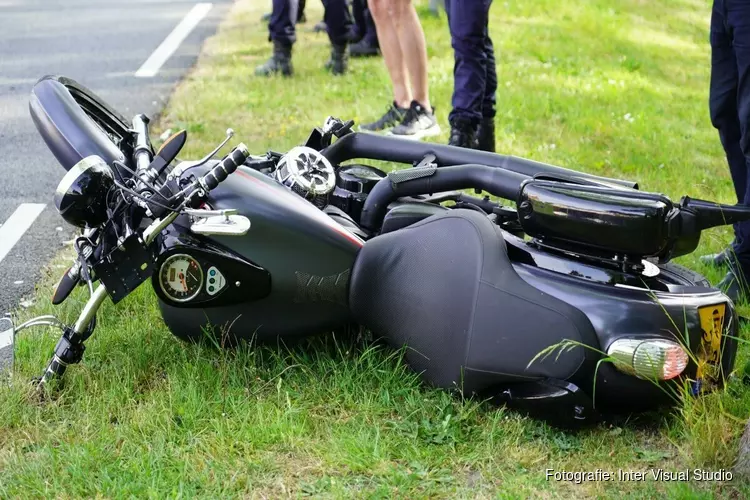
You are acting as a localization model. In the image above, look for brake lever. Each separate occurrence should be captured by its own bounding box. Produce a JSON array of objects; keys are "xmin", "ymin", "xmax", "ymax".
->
[{"xmin": 168, "ymin": 129, "xmax": 235, "ymax": 181}]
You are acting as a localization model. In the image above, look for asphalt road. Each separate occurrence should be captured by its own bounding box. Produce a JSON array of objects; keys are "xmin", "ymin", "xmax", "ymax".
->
[{"xmin": 0, "ymin": 0, "xmax": 233, "ymax": 314}]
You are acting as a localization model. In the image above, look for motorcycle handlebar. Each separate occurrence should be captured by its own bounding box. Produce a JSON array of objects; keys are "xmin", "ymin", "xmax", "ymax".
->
[
  {"xmin": 199, "ymin": 143, "xmax": 250, "ymax": 191},
  {"xmin": 132, "ymin": 114, "xmax": 152, "ymax": 172},
  {"xmin": 147, "ymin": 143, "xmax": 250, "ymax": 217}
]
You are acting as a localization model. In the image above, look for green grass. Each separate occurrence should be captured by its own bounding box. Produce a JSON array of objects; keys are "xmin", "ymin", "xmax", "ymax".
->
[{"xmin": 3, "ymin": 0, "xmax": 750, "ymax": 497}]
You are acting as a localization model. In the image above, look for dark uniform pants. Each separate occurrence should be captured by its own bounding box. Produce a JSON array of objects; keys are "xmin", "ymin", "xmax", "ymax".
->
[
  {"xmin": 710, "ymin": 0, "xmax": 750, "ymax": 272},
  {"xmin": 352, "ymin": 0, "xmax": 378, "ymax": 45},
  {"xmin": 444, "ymin": 0, "xmax": 497, "ymax": 126},
  {"xmin": 270, "ymin": 0, "xmax": 352, "ymax": 47}
]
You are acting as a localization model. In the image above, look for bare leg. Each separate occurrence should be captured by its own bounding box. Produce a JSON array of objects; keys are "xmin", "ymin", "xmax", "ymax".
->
[
  {"xmin": 391, "ymin": 0, "xmax": 431, "ymax": 111},
  {"xmin": 368, "ymin": 0, "xmax": 411, "ymax": 107}
]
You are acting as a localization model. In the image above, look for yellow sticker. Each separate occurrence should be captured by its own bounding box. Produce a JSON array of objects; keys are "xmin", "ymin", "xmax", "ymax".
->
[{"xmin": 696, "ymin": 303, "xmax": 726, "ymax": 382}]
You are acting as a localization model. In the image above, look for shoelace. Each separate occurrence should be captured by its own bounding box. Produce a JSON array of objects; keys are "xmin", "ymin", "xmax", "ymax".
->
[
  {"xmin": 399, "ymin": 106, "xmax": 421, "ymax": 127},
  {"xmin": 377, "ymin": 105, "xmax": 403, "ymax": 127}
]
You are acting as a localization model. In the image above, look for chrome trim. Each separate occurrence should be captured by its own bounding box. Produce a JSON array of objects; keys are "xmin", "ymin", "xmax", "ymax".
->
[
  {"xmin": 54, "ymin": 155, "xmax": 112, "ymax": 208},
  {"xmin": 190, "ymin": 214, "xmax": 251, "ymax": 236},
  {"xmin": 132, "ymin": 114, "xmax": 152, "ymax": 172},
  {"xmin": 158, "ymin": 254, "xmax": 204, "ymax": 303},
  {"xmin": 185, "ymin": 208, "xmax": 238, "ymax": 218},
  {"xmin": 72, "ymin": 285, "xmax": 109, "ymax": 334},
  {"xmin": 275, "ymin": 146, "xmax": 336, "ymax": 196}
]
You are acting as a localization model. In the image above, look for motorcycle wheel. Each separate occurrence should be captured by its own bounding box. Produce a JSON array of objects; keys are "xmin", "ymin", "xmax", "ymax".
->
[{"xmin": 656, "ymin": 262, "xmax": 711, "ymax": 288}]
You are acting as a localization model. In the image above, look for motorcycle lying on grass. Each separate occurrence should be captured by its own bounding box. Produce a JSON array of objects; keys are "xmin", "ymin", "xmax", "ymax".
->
[{"xmin": 0, "ymin": 75, "xmax": 744, "ymax": 427}]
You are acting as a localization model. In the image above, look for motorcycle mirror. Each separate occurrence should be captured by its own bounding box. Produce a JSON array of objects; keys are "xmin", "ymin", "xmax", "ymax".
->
[
  {"xmin": 156, "ymin": 129, "xmax": 187, "ymax": 163},
  {"xmin": 0, "ymin": 316, "xmax": 15, "ymax": 378}
]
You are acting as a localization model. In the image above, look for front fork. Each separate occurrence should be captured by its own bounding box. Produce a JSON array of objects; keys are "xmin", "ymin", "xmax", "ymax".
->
[
  {"xmin": 1, "ymin": 285, "xmax": 108, "ymax": 388},
  {"xmin": 0, "ymin": 212, "xmax": 178, "ymax": 388},
  {"xmin": 39, "ymin": 285, "xmax": 109, "ymax": 385}
]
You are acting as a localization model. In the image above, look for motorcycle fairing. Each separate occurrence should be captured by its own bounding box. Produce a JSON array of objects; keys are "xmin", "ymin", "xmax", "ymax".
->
[{"xmin": 349, "ymin": 209, "xmax": 597, "ymax": 395}]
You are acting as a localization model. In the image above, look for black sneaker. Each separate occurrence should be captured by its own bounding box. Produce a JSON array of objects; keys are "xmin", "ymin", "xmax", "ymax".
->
[
  {"xmin": 359, "ymin": 102, "xmax": 408, "ymax": 133},
  {"xmin": 390, "ymin": 101, "xmax": 441, "ymax": 140}
]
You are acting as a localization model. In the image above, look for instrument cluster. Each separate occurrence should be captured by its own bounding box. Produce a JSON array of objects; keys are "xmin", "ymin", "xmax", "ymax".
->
[{"xmin": 153, "ymin": 236, "xmax": 271, "ymax": 308}]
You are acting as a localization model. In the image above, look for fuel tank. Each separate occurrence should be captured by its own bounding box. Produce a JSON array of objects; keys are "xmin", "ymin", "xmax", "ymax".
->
[{"xmin": 153, "ymin": 164, "xmax": 364, "ymax": 344}]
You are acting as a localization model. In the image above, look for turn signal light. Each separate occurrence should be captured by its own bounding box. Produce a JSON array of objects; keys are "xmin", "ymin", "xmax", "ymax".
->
[{"xmin": 607, "ymin": 338, "xmax": 689, "ymax": 381}]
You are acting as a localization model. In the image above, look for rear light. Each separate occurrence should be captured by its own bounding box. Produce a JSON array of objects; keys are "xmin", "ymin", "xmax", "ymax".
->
[{"xmin": 607, "ymin": 338, "xmax": 689, "ymax": 381}]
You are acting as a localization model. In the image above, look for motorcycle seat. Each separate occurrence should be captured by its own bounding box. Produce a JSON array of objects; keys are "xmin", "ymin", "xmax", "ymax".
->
[{"xmin": 349, "ymin": 209, "xmax": 596, "ymax": 396}]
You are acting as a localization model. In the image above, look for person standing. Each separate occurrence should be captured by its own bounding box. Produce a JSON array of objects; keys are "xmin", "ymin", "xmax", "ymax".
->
[
  {"xmin": 262, "ymin": 0, "xmax": 307, "ymax": 23},
  {"xmin": 256, "ymin": 0, "xmax": 352, "ymax": 77},
  {"xmin": 359, "ymin": 0, "xmax": 440, "ymax": 140},
  {"xmin": 700, "ymin": 0, "xmax": 750, "ymax": 301},
  {"xmin": 349, "ymin": 0, "xmax": 380, "ymax": 57},
  {"xmin": 444, "ymin": 0, "xmax": 497, "ymax": 151}
]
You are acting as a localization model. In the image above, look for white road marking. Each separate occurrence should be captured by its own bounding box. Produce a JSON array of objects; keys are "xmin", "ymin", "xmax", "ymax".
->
[
  {"xmin": 0, "ymin": 203, "xmax": 46, "ymax": 264},
  {"xmin": 0, "ymin": 327, "xmax": 12, "ymax": 350},
  {"xmin": 135, "ymin": 2, "xmax": 213, "ymax": 78}
]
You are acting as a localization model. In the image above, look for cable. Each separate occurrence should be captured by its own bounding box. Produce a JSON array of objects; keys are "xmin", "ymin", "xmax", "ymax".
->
[{"xmin": 113, "ymin": 181, "xmax": 179, "ymax": 213}]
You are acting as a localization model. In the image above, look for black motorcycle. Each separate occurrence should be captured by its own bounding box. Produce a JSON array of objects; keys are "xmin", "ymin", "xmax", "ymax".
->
[{"xmin": 0, "ymin": 75, "xmax": 744, "ymax": 427}]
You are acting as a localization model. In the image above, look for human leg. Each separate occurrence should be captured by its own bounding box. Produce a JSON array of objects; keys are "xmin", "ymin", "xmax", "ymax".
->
[
  {"xmin": 388, "ymin": 0, "xmax": 440, "ymax": 139},
  {"xmin": 323, "ymin": 0, "xmax": 353, "ymax": 74},
  {"xmin": 358, "ymin": 0, "xmax": 410, "ymax": 133},
  {"xmin": 445, "ymin": 0, "xmax": 490, "ymax": 127},
  {"xmin": 477, "ymin": 3, "xmax": 497, "ymax": 152},
  {"xmin": 256, "ymin": 0, "xmax": 298, "ymax": 76},
  {"xmin": 367, "ymin": 0, "xmax": 411, "ymax": 106},
  {"xmin": 711, "ymin": 0, "xmax": 750, "ymax": 299}
]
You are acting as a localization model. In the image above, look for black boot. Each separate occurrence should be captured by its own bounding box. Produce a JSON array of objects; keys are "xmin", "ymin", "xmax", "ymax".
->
[
  {"xmin": 326, "ymin": 44, "xmax": 348, "ymax": 75},
  {"xmin": 255, "ymin": 42, "xmax": 293, "ymax": 77},
  {"xmin": 448, "ymin": 118, "xmax": 479, "ymax": 149},
  {"xmin": 350, "ymin": 39, "xmax": 380, "ymax": 58},
  {"xmin": 477, "ymin": 117, "xmax": 496, "ymax": 152},
  {"xmin": 313, "ymin": 20, "xmax": 327, "ymax": 33}
]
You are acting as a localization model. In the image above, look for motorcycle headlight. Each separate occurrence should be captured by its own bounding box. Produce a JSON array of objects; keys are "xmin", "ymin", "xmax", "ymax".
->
[
  {"xmin": 54, "ymin": 155, "xmax": 115, "ymax": 228},
  {"xmin": 607, "ymin": 338, "xmax": 689, "ymax": 381}
]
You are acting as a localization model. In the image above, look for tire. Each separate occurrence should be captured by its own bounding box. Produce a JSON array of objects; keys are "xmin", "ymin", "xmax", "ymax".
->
[{"xmin": 657, "ymin": 262, "xmax": 712, "ymax": 288}]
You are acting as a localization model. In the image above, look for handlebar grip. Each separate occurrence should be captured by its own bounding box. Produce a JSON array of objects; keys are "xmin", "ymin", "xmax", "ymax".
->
[{"xmin": 201, "ymin": 143, "xmax": 250, "ymax": 191}]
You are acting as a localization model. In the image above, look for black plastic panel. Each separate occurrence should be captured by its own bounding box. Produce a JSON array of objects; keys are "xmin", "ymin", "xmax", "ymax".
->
[
  {"xmin": 94, "ymin": 234, "xmax": 155, "ymax": 304},
  {"xmin": 518, "ymin": 180, "xmax": 673, "ymax": 257},
  {"xmin": 152, "ymin": 231, "xmax": 271, "ymax": 308}
]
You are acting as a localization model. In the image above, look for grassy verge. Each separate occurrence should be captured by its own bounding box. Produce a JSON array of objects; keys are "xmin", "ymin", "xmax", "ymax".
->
[{"xmin": 3, "ymin": 0, "xmax": 750, "ymax": 497}]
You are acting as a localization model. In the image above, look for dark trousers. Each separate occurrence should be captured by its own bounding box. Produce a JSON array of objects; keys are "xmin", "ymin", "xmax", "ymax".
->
[
  {"xmin": 352, "ymin": 0, "xmax": 378, "ymax": 45},
  {"xmin": 270, "ymin": 0, "xmax": 352, "ymax": 47},
  {"xmin": 710, "ymin": 0, "xmax": 750, "ymax": 272},
  {"xmin": 444, "ymin": 0, "xmax": 497, "ymax": 126}
]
